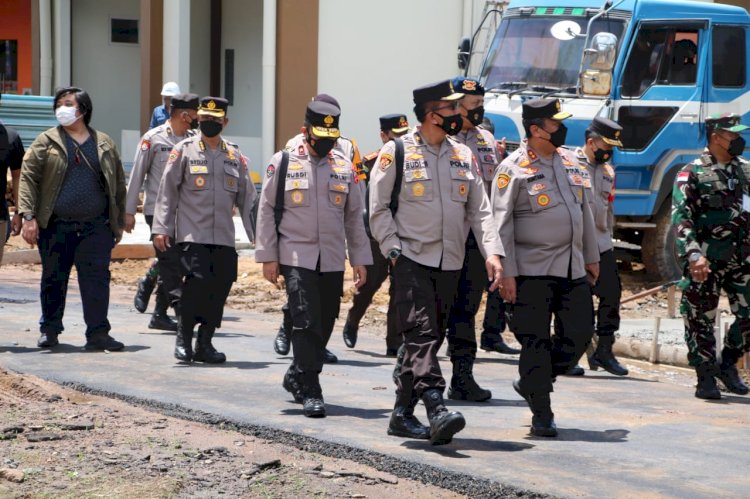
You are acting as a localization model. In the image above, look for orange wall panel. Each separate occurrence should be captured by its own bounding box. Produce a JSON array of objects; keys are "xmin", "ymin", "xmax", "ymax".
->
[{"xmin": 0, "ymin": 0, "xmax": 33, "ymax": 93}]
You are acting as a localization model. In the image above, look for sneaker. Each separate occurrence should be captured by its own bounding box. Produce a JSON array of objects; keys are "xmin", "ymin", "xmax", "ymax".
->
[
  {"xmin": 84, "ymin": 333, "xmax": 125, "ymax": 351},
  {"xmin": 37, "ymin": 332, "xmax": 59, "ymax": 348}
]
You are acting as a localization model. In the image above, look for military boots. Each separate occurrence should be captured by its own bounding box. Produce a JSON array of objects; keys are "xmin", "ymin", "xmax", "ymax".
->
[
  {"xmin": 695, "ymin": 363, "xmax": 721, "ymax": 399},
  {"xmin": 388, "ymin": 388, "xmax": 430, "ymax": 440},
  {"xmin": 717, "ymin": 348, "xmax": 749, "ymax": 395},
  {"xmin": 447, "ymin": 357, "xmax": 492, "ymax": 401},
  {"xmin": 421, "ymin": 389, "xmax": 466, "ymax": 445},
  {"xmin": 174, "ymin": 316, "xmax": 194, "ymax": 362},
  {"xmin": 149, "ymin": 291, "xmax": 178, "ymax": 331},
  {"xmin": 301, "ymin": 373, "xmax": 326, "ymax": 418},
  {"xmin": 134, "ymin": 272, "xmax": 157, "ymax": 313},
  {"xmin": 588, "ymin": 335, "xmax": 629, "ymax": 376},
  {"xmin": 193, "ymin": 325, "xmax": 226, "ymax": 363},
  {"xmin": 513, "ymin": 379, "xmax": 557, "ymax": 437}
]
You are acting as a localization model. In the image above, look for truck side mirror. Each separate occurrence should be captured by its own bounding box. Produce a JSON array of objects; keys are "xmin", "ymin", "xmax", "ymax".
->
[
  {"xmin": 580, "ymin": 32, "xmax": 617, "ymax": 96},
  {"xmin": 458, "ymin": 37, "xmax": 471, "ymax": 70}
]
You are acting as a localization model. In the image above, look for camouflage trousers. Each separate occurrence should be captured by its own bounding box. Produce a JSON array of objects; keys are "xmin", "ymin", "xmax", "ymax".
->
[{"xmin": 680, "ymin": 258, "xmax": 750, "ymax": 367}]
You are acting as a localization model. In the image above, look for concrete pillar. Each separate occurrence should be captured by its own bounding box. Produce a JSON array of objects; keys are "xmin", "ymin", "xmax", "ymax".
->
[
  {"xmin": 162, "ymin": 0, "xmax": 191, "ymax": 95},
  {"xmin": 52, "ymin": 0, "xmax": 71, "ymax": 90},
  {"xmin": 262, "ymin": 0, "xmax": 277, "ymax": 164}
]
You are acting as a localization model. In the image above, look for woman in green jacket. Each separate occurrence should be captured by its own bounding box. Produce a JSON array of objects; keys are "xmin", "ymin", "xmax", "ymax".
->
[{"xmin": 18, "ymin": 86, "xmax": 127, "ymax": 351}]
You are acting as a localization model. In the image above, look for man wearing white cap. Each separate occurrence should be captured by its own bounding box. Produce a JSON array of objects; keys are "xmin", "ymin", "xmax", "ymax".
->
[{"xmin": 149, "ymin": 82, "xmax": 181, "ymax": 129}]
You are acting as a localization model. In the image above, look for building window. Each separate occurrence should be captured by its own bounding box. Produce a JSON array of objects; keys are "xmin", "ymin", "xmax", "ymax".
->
[
  {"xmin": 111, "ymin": 19, "xmax": 138, "ymax": 44},
  {"xmin": 0, "ymin": 40, "xmax": 18, "ymax": 93}
]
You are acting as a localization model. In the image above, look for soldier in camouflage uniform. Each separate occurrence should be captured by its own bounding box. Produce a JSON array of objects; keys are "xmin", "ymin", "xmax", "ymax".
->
[{"xmin": 672, "ymin": 113, "xmax": 750, "ymax": 399}]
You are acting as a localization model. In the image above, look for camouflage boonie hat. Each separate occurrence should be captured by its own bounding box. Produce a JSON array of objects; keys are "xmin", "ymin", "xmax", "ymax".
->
[{"xmin": 705, "ymin": 113, "xmax": 749, "ymax": 133}]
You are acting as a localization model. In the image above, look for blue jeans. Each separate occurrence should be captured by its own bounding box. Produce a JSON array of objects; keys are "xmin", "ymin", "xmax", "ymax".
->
[{"xmin": 37, "ymin": 218, "xmax": 114, "ymax": 337}]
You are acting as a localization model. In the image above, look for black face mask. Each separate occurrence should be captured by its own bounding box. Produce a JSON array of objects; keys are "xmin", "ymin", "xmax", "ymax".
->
[
  {"xmin": 200, "ymin": 120, "xmax": 223, "ymax": 138},
  {"xmin": 466, "ymin": 105, "xmax": 485, "ymax": 127},
  {"xmin": 544, "ymin": 124, "xmax": 567, "ymax": 148},
  {"xmin": 306, "ymin": 133, "xmax": 336, "ymax": 157},
  {"xmin": 437, "ymin": 113, "xmax": 463, "ymax": 136},
  {"xmin": 728, "ymin": 136, "xmax": 746, "ymax": 157},
  {"xmin": 593, "ymin": 147, "xmax": 612, "ymax": 164},
  {"xmin": 190, "ymin": 119, "xmax": 199, "ymax": 130}
]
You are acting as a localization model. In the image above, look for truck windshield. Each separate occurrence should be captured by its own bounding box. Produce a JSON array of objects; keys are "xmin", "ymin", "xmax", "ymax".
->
[{"xmin": 482, "ymin": 15, "xmax": 626, "ymax": 92}]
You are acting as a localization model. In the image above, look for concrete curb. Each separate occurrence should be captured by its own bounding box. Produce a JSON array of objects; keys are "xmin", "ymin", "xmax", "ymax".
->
[{"xmin": 613, "ymin": 336, "xmax": 690, "ymax": 369}]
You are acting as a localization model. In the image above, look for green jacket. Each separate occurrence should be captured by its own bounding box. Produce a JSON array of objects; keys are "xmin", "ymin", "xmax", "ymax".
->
[{"xmin": 18, "ymin": 126, "xmax": 126, "ymax": 240}]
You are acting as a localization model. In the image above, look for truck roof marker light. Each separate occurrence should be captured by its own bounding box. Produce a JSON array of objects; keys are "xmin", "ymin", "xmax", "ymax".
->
[
  {"xmin": 534, "ymin": 7, "xmax": 547, "ymax": 15},
  {"xmin": 519, "ymin": 7, "xmax": 534, "ymax": 15},
  {"xmin": 572, "ymin": 7, "xmax": 585, "ymax": 15},
  {"xmin": 553, "ymin": 7, "xmax": 566, "ymax": 15}
]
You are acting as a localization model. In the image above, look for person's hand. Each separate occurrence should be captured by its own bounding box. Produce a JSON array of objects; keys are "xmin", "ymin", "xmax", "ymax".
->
[
  {"xmin": 689, "ymin": 255, "xmax": 711, "ymax": 283},
  {"xmin": 585, "ymin": 263, "xmax": 600, "ymax": 286},
  {"xmin": 21, "ymin": 218, "xmax": 38, "ymax": 246},
  {"xmin": 10, "ymin": 213, "xmax": 22, "ymax": 236},
  {"xmin": 500, "ymin": 276, "xmax": 516, "ymax": 303},
  {"xmin": 124, "ymin": 213, "xmax": 136, "ymax": 233},
  {"xmin": 352, "ymin": 265, "xmax": 367, "ymax": 292},
  {"xmin": 153, "ymin": 234, "xmax": 171, "ymax": 252},
  {"xmin": 486, "ymin": 255, "xmax": 503, "ymax": 292},
  {"xmin": 263, "ymin": 261, "xmax": 280, "ymax": 284}
]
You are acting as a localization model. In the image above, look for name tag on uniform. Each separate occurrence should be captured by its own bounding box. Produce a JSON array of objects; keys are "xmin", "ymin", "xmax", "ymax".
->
[
  {"xmin": 743, "ymin": 194, "xmax": 750, "ymax": 212},
  {"xmin": 190, "ymin": 165, "xmax": 209, "ymax": 174}
]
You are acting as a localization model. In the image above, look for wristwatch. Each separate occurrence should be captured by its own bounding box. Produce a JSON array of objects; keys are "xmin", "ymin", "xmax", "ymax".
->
[
  {"xmin": 688, "ymin": 252, "xmax": 701, "ymax": 263},
  {"xmin": 22, "ymin": 213, "xmax": 35, "ymax": 221},
  {"xmin": 387, "ymin": 248, "xmax": 402, "ymax": 260}
]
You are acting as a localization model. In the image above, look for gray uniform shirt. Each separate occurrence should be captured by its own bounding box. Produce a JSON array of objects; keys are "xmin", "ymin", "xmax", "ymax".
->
[
  {"xmin": 368, "ymin": 127, "xmax": 504, "ymax": 271},
  {"xmin": 254, "ymin": 140, "xmax": 373, "ymax": 272},
  {"xmin": 126, "ymin": 122, "xmax": 189, "ymax": 216},
  {"xmin": 152, "ymin": 135, "xmax": 256, "ymax": 247},
  {"xmin": 454, "ymin": 126, "xmax": 501, "ymax": 193},
  {"xmin": 575, "ymin": 147, "xmax": 615, "ymax": 253},
  {"xmin": 491, "ymin": 141, "xmax": 599, "ymax": 279}
]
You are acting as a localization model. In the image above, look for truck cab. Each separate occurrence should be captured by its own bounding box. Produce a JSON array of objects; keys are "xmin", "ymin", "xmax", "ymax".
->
[{"xmin": 465, "ymin": 0, "xmax": 750, "ymax": 280}]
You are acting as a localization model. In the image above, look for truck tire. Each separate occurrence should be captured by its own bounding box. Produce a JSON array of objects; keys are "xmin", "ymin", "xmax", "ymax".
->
[{"xmin": 641, "ymin": 201, "xmax": 681, "ymax": 281}]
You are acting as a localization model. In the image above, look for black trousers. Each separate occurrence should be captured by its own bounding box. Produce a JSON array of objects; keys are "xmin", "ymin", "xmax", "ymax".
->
[
  {"xmin": 37, "ymin": 218, "xmax": 114, "ymax": 337},
  {"xmin": 145, "ymin": 215, "xmax": 181, "ymax": 310},
  {"xmin": 482, "ymin": 288, "xmax": 507, "ymax": 336},
  {"xmin": 281, "ymin": 265, "xmax": 344, "ymax": 374},
  {"xmin": 510, "ymin": 276, "xmax": 594, "ymax": 394},
  {"xmin": 176, "ymin": 243, "xmax": 237, "ymax": 329},
  {"xmin": 592, "ymin": 249, "xmax": 621, "ymax": 336},
  {"xmin": 447, "ymin": 230, "xmax": 487, "ymax": 361},
  {"xmin": 392, "ymin": 256, "xmax": 459, "ymax": 397},
  {"xmin": 346, "ymin": 237, "xmax": 399, "ymax": 351}
]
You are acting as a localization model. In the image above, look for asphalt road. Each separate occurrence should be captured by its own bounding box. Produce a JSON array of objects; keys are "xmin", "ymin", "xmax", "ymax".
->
[{"xmin": 1, "ymin": 267, "xmax": 749, "ymax": 498}]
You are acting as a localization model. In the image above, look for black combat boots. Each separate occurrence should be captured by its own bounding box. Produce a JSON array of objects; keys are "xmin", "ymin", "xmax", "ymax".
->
[
  {"xmin": 388, "ymin": 388, "xmax": 430, "ymax": 440},
  {"xmin": 174, "ymin": 316, "xmax": 194, "ymax": 362},
  {"xmin": 421, "ymin": 389, "xmax": 466, "ymax": 445},
  {"xmin": 512, "ymin": 379, "xmax": 557, "ymax": 437},
  {"xmin": 717, "ymin": 349, "xmax": 750, "ymax": 395},
  {"xmin": 588, "ymin": 335, "xmax": 629, "ymax": 376},
  {"xmin": 342, "ymin": 322, "xmax": 358, "ymax": 348},
  {"xmin": 695, "ymin": 363, "xmax": 721, "ymax": 399},
  {"xmin": 274, "ymin": 324, "xmax": 290, "ymax": 355},
  {"xmin": 447, "ymin": 357, "xmax": 492, "ymax": 401},
  {"xmin": 134, "ymin": 272, "xmax": 157, "ymax": 313},
  {"xmin": 148, "ymin": 291, "xmax": 178, "ymax": 331},
  {"xmin": 193, "ymin": 325, "xmax": 226, "ymax": 363},
  {"xmin": 283, "ymin": 366, "xmax": 304, "ymax": 403},
  {"xmin": 301, "ymin": 373, "xmax": 326, "ymax": 418},
  {"xmin": 480, "ymin": 332, "xmax": 521, "ymax": 355}
]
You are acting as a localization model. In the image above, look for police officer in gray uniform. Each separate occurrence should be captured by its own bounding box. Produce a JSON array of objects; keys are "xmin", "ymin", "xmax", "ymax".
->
[
  {"xmin": 369, "ymin": 80, "xmax": 504, "ymax": 445},
  {"xmin": 575, "ymin": 117, "xmax": 628, "ymax": 376},
  {"xmin": 255, "ymin": 100, "xmax": 372, "ymax": 418},
  {"xmin": 126, "ymin": 93, "xmax": 199, "ymax": 331},
  {"xmin": 272, "ymin": 94, "xmax": 363, "ymax": 364},
  {"xmin": 493, "ymin": 98, "xmax": 599, "ymax": 437},
  {"xmin": 445, "ymin": 76, "xmax": 520, "ymax": 403},
  {"xmin": 152, "ymin": 97, "xmax": 256, "ymax": 364}
]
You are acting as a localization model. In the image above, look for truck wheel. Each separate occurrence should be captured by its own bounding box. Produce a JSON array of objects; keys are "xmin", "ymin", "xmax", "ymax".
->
[{"xmin": 641, "ymin": 202, "xmax": 681, "ymax": 281}]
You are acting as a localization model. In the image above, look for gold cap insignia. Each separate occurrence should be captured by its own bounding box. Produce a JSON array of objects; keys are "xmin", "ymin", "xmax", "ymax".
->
[
  {"xmin": 462, "ymin": 80, "xmax": 477, "ymax": 92},
  {"xmin": 207, "ymin": 100, "xmax": 216, "ymax": 110},
  {"xmin": 324, "ymin": 115, "xmax": 334, "ymax": 127}
]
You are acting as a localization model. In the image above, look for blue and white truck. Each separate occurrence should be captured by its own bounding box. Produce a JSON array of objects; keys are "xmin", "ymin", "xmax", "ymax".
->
[{"xmin": 460, "ymin": 0, "xmax": 750, "ymax": 279}]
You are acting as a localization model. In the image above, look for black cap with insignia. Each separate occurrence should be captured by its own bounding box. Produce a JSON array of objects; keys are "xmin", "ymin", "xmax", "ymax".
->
[
  {"xmin": 313, "ymin": 93, "xmax": 340, "ymax": 110},
  {"xmin": 198, "ymin": 96, "xmax": 229, "ymax": 118},
  {"xmin": 305, "ymin": 101, "xmax": 341, "ymax": 139},
  {"xmin": 588, "ymin": 116, "xmax": 623, "ymax": 147},
  {"xmin": 413, "ymin": 79, "xmax": 464, "ymax": 104},
  {"xmin": 522, "ymin": 98, "xmax": 571, "ymax": 121},
  {"xmin": 379, "ymin": 114, "xmax": 409, "ymax": 133},
  {"xmin": 171, "ymin": 93, "xmax": 200, "ymax": 111},
  {"xmin": 451, "ymin": 76, "xmax": 485, "ymax": 95}
]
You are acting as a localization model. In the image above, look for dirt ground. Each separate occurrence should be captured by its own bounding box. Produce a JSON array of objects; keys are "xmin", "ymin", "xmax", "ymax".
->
[{"xmin": 0, "ymin": 367, "xmax": 464, "ymax": 499}]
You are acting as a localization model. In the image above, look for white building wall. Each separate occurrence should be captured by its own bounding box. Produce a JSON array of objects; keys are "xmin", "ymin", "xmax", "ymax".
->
[
  {"xmin": 71, "ymin": 0, "xmax": 140, "ymax": 151},
  {"xmin": 220, "ymin": 0, "xmax": 264, "ymax": 171},
  {"xmin": 189, "ymin": 0, "xmax": 212, "ymax": 96},
  {"xmin": 317, "ymin": 0, "xmax": 474, "ymax": 154}
]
